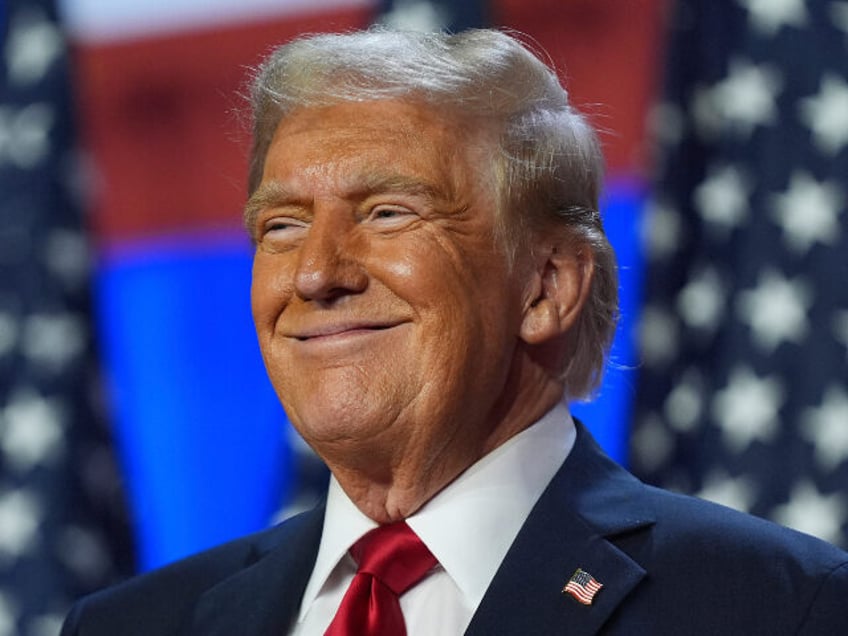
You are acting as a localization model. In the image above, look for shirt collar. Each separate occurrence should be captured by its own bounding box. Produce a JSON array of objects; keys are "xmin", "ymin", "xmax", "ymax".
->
[{"xmin": 298, "ymin": 402, "xmax": 575, "ymax": 619}]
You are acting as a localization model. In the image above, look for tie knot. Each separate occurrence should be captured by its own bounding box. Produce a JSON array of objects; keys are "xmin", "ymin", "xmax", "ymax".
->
[{"xmin": 350, "ymin": 522, "xmax": 437, "ymax": 595}]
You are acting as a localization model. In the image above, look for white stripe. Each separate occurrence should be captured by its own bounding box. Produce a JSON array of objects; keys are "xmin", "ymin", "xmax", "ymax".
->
[{"xmin": 57, "ymin": 0, "xmax": 374, "ymax": 43}]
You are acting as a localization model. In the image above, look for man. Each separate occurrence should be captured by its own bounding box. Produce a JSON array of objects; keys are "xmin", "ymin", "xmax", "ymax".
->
[{"xmin": 63, "ymin": 28, "xmax": 848, "ymax": 635}]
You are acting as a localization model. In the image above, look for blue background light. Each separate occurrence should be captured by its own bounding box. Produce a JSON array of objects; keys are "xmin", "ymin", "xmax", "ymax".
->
[{"xmin": 96, "ymin": 236, "xmax": 291, "ymax": 569}]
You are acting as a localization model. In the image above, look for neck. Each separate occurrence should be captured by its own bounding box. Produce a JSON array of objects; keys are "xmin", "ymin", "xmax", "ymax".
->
[{"xmin": 322, "ymin": 359, "xmax": 565, "ymax": 524}]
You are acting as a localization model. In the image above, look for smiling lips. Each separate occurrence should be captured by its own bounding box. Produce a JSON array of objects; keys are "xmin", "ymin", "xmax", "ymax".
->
[{"xmin": 287, "ymin": 321, "xmax": 402, "ymax": 341}]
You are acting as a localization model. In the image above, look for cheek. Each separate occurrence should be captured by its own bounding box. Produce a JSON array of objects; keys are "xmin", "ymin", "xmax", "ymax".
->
[
  {"xmin": 251, "ymin": 254, "xmax": 292, "ymax": 332},
  {"xmin": 382, "ymin": 236, "xmax": 479, "ymax": 301},
  {"xmin": 399, "ymin": 246, "xmax": 513, "ymax": 326},
  {"xmin": 394, "ymin": 252, "xmax": 506, "ymax": 359},
  {"xmin": 383, "ymin": 256, "xmax": 414, "ymax": 279}
]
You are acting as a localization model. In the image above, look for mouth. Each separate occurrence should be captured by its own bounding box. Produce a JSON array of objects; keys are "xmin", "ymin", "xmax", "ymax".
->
[{"xmin": 288, "ymin": 321, "xmax": 402, "ymax": 341}]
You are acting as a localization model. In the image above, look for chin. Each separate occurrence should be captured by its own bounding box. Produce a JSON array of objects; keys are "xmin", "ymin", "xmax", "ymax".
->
[{"xmin": 285, "ymin": 392, "xmax": 398, "ymax": 443}]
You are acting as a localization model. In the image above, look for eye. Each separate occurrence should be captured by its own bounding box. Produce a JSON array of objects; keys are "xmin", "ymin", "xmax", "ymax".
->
[
  {"xmin": 259, "ymin": 216, "xmax": 309, "ymax": 248},
  {"xmin": 268, "ymin": 220, "xmax": 294, "ymax": 231},
  {"xmin": 367, "ymin": 205, "xmax": 417, "ymax": 227},
  {"xmin": 264, "ymin": 216, "xmax": 308, "ymax": 233}
]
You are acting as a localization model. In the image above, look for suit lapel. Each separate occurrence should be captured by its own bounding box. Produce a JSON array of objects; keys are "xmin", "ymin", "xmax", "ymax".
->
[
  {"xmin": 185, "ymin": 423, "xmax": 653, "ymax": 635},
  {"xmin": 188, "ymin": 507, "xmax": 324, "ymax": 636},
  {"xmin": 466, "ymin": 422, "xmax": 654, "ymax": 636}
]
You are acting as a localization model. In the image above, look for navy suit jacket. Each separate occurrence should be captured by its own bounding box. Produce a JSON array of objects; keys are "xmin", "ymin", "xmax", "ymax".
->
[{"xmin": 62, "ymin": 422, "xmax": 848, "ymax": 635}]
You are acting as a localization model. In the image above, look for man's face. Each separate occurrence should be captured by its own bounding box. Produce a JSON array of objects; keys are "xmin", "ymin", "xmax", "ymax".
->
[{"xmin": 248, "ymin": 99, "xmax": 535, "ymax": 473}]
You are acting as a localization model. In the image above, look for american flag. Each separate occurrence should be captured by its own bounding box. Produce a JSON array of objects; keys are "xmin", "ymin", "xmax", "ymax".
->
[
  {"xmin": 563, "ymin": 568, "xmax": 603, "ymax": 605},
  {"xmin": 0, "ymin": 0, "xmax": 133, "ymax": 633},
  {"xmin": 632, "ymin": 0, "xmax": 848, "ymax": 548}
]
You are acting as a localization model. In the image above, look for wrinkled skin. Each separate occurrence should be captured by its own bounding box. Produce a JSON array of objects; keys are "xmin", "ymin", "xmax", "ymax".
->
[{"xmin": 248, "ymin": 100, "xmax": 590, "ymax": 522}]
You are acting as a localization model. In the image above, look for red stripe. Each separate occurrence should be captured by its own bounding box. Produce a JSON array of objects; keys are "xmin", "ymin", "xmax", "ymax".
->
[
  {"xmin": 565, "ymin": 581, "xmax": 601, "ymax": 604},
  {"xmin": 72, "ymin": 7, "xmax": 372, "ymax": 244},
  {"xmin": 493, "ymin": 0, "xmax": 667, "ymax": 173},
  {"xmin": 565, "ymin": 587, "xmax": 593, "ymax": 603}
]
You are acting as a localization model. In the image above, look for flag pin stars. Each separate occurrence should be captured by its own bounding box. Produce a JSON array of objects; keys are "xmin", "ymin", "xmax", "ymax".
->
[{"xmin": 563, "ymin": 568, "xmax": 603, "ymax": 605}]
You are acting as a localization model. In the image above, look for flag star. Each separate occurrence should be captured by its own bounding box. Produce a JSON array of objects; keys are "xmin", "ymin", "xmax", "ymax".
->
[
  {"xmin": 377, "ymin": 0, "xmax": 450, "ymax": 32},
  {"xmin": 631, "ymin": 413, "xmax": 675, "ymax": 472},
  {"xmin": 0, "ymin": 110, "xmax": 9, "ymax": 165},
  {"xmin": 0, "ymin": 591, "xmax": 17, "ymax": 636},
  {"xmin": 638, "ymin": 304, "xmax": 681, "ymax": 367},
  {"xmin": 834, "ymin": 310, "xmax": 848, "ymax": 359},
  {"xmin": 693, "ymin": 164, "xmax": 752, "ymax": 232},
  {"xmin": 769, "ymin": 171, "xmax": 844, "ymax": 254},
  {"xmin": 0, "ymin": 489, "xmax": 41, "ymax": 559},
  {"xmin": 677, "ymin": 267, "xmax": 727, "ymax": 331},
  {"xmin": 4, "ymin": 7, "xmax": 64, "ymax": 86},
  {"xmin": 648, "ymin": 101, "xmax": 686, "ymax": 147},
  {"xmin": 663, "ymin": 368, "xmax": 705, "ymax": 432},
  {"xmin": 711, "ymin": 58, "xmax": 782, "ymax": 135},
  {"xmin": 25, "ymin": 614, "xmax": 64, "ymax": 636},
  {"xmin": 21, "ymin": 312, "xmax": 87, "ymax": 371},
  {"xmin": 0, "ymin": 390, "xmax": 65, "ymax": 471},
  {"xmin": 831, "ymin": 1, "xmax": 848, "ymax": 35},
  {"xmin": 771, "ymin": 480, "xmax": 848, "ymax": 544},
  {"xmin": 736, "ymin": 269, "xmax": 813, "ymax": 352},
  {"xmin": 0, "ymin": 103, "xmax": 55, "ymax": 169},
  {"xmin": 696, "ymin": 470, "xmax": 757, "ymax": 512},
  {"xmin": 642, "ymin": 199, "xmax": 683, "ymax": 260},
  {"xmin": 711, "ymin": 366, "xmax": 784, "ymax": 453},
  {"xmin": 737, "ymin": 0, "xmax": 808, "ymax": 35},
  {"xmin": 0, "ymin": 313, "xmax": 19, "ymax": 359},
  {"xmin": 799, "ymin": 74, "xmax": 848, "ymax": 155},
  {"xmin": 57, "ymin": 525, "xmax": 111, "ymax": 580},
  {"xmin": 802, "ymin": 385, "xmax": 848, "ymax": 471},
  {"xmin": 690, "ymin": 83, "xmax": 724, "ymax": 139},
  {"xmin": 44, "ymin": 229, "xmax": 92, "ymax": 289}
]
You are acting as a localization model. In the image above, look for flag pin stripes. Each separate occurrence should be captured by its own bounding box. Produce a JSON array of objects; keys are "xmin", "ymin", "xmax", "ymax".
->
[{"xmin": 563, "ymin": 568, "xmax": 603, "ymax": 605}]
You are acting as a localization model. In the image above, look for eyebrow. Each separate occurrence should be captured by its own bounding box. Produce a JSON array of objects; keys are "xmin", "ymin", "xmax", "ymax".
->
[
  {"xmin": 359, "ymin": 173, "xmax": 449, "ymax": 201},
  {"xmin": 243, "ymin": 172, "xmax": 452, "ymax": 230},
  {"xmin": 244, "ymin": 182, "xmax": 298, "ymax": 230}
]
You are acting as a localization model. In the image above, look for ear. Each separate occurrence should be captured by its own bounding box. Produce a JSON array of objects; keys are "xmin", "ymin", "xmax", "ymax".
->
[{"xmin": 519, "ymin": 242, "xmax": 594, "ymax": 345}]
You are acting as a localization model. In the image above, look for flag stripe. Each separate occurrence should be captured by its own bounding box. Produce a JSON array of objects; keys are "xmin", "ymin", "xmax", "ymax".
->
[
  {"xmin": 563, "ymin": 569, "xmax": 603, "ymax": 604},
  {"xmin": 59, "ymin": 0, "xmax": 373, "ymax": 42},
  {"xmin": 71, "ymin": 6, "xmax": 372, "ymax": 244}
]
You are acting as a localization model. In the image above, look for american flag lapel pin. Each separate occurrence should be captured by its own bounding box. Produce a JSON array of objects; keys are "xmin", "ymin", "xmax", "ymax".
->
[{"xmin": 563, "ymin": 568, "xmax": 603, "ymax": 605}]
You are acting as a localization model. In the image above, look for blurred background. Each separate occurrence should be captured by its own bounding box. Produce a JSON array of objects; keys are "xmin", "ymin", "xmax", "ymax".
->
[{"xmin": 1, "ymin": 0, "xmax": 846, "ymax": 633}]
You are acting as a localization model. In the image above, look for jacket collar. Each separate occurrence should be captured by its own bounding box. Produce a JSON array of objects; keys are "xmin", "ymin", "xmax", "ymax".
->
[
  {"xmin": 465, "ymin": 420, "xmax": 654, "ymax": 635},
  {"xmin": 188, "ymin": 421, "xmax": 653, "ymax": 636},
  {"xmin": 188, "ymin": 506, "xmax": 325, "ymax": 636}
]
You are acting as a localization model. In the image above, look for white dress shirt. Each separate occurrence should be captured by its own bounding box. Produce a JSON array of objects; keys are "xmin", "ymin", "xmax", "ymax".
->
[{"xmin": 290, "ymin": 402, "xmax": 576, "ymax": 635}]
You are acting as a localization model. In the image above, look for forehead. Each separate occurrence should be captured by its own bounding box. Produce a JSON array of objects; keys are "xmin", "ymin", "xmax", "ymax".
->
[
  {"xmin": 271, "ymin": 99, "xmax": 458, "ymax": 145},
  {"xmin": 260, "ymin": 100, "xmax": 485, "ymax": 193}
]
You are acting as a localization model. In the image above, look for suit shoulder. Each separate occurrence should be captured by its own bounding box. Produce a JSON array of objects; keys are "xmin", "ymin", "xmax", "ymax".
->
[
  {"xmin": 798, "ymin": 559, "xmax": 848, "ymax": 633},
  {"xmin": 62, "ymin": 509, "xmax": 323, "ymax": 636},
  {"xmin": 644, "ymin": 484, "xmax": 847, "ymax": 570},
  {"xmin": 64, "ymin": 530, "xmax": 265, "ymax": 636},
  {"xmin": 617, "ymin": 485, "xmax": 848, "ymax": 632}
]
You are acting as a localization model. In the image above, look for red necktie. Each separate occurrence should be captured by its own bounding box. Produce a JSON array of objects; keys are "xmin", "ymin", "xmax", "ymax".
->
[{"xmin": 324, "ymin": 522, "xmax": 437, "ymax": 636}]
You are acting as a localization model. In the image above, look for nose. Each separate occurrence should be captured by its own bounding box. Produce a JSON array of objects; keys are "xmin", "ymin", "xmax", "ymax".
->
[{"xmin": 293, "ymin": 208, "xmax": 367, "ymax": 302}]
